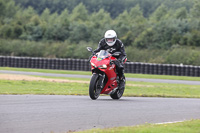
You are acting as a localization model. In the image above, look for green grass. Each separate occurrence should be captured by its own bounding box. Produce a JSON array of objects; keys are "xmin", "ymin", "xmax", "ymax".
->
[
  {"xmin": 125, "ymin": 81, "xmax": 200, "ymax": 98},
  {"xmin": 126, "ymin": 73, "xmax": 200, "ymax": 81},
  {"xmin": 76, "ymin": 119, "xmax": 200, "ymax": 133},
  {"xmin": 0, "ymin": 80, "xmax": 88, "ymax": 95},
  {"xmin": 0, "ymin": 78, "xmax": 200, "ymax": 98},
  {"xmin": 1, "ymin": 67, "xmax": 200, "ymax": 81}
]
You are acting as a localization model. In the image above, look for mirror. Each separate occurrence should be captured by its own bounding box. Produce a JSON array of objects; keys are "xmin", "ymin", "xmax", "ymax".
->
[{"xmin": 87, "ymin": 47, "xmax": 93, "ymax": 52}]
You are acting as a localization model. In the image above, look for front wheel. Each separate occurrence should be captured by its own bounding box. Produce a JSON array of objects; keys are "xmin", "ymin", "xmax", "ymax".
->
[
  {"xmin": 89, "ymin": 74, "xmax": 101, "ymax": 100},
  {"xmin": 110, "ymin": 77, "xmax": 126, "ymax": 99}
]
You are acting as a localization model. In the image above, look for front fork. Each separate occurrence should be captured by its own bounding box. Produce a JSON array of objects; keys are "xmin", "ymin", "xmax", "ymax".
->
[{"xmin": 96, "ymin": 73, "xmax": 105, "ymax": 91}]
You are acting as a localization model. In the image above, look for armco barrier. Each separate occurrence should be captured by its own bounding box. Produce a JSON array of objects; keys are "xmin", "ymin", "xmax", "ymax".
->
[{"xmin": 0, "ymin": 56, "xmax": 200, "ymax": 77}]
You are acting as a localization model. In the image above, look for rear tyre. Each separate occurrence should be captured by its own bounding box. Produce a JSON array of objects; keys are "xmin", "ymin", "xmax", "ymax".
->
[
  {"xmin": 110, "ymin": 77, "xmax": 126, "ymax": 99},
  {"xmin": 89, "ymin": 74, "xmax": 101, "ymax": 100}
]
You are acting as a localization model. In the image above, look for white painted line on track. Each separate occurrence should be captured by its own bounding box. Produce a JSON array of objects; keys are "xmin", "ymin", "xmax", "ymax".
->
[{"xmin": 154, "ymin": 120, "xmax": 186, "ymax": 125}]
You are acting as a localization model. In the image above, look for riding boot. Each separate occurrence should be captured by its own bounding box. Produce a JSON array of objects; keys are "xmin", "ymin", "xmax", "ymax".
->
[
  {"xmin": 113, "ymin": 59, "xmax": 125, "ymax": 90},
  {"xmin": 119, "ymin": 70, "xmax": 125, "ymax": 90}
]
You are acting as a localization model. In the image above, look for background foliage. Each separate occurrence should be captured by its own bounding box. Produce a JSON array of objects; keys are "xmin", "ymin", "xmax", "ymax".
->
[{"xmin": 1, "ymin": 0, "xmax": 200, "ymax": 65}]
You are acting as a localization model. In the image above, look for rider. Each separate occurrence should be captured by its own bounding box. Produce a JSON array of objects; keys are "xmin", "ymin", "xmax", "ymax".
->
[{"xmin": 92, "ymin": 30, "xmax": 127, "ymax": 89}]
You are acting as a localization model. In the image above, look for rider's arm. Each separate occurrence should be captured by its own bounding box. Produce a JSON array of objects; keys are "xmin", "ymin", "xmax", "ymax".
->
[{"xmin": 118, "ymin": 41, "xmax": 127, "ymax": 62}]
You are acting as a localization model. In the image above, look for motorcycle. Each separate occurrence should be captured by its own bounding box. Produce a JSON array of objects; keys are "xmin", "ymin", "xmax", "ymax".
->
[{"xmin": 87, "ymin": 47, "xmax": 127, "ymax": 100}]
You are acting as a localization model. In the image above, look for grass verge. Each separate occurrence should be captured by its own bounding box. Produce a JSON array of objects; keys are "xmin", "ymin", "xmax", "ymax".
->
[
  {"xmin": 1, "ymin": 67, "xmax": 200, "ymax": 81},
  {"xmin": 0, "ymin": 78, "xmax": 200, "ymax": 98},
  {"xmin": 76, "ymin": 119, "xmax": 200, "ymax": 133},
  {"xmin": 0, "ymin": 79, "xmax": 88, "ymax": 95}
]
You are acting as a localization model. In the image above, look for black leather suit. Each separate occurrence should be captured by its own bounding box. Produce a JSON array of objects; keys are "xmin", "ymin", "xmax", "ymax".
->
[{"xmin": 93, "ymin": 38, "xmax": 127, "ymax": 78}]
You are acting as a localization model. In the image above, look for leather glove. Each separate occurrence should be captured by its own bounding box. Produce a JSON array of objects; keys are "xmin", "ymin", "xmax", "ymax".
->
[{"xmin": 113, "ymin": 59, "xmax": 123, "ymax": 68}]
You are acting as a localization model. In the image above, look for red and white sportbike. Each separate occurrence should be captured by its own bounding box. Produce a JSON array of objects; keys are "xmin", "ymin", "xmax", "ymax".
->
[{"xmin": 87, "ymin": 47, "xmax": 127, "ymax": 100}]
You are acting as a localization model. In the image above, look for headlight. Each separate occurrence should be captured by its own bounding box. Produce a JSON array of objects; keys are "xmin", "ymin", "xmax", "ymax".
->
[
  {"xmin": 98, "ymin": 64, "xmax": 107, "ymax": 69},
  {"xmin": 91, "ymin": 63, "xmax": 96, "ymax": 68}
]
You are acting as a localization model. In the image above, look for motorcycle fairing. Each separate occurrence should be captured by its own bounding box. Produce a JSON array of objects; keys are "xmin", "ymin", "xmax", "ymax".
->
[{"xmin": 90, "ymin": 52, "xmax": 118, "ymax": 94}]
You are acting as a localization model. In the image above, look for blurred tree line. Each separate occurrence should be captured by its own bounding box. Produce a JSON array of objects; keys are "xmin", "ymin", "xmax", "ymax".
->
[{"xmin": 1, "ymin": 0, "xmax": 200, "ymax": 65}]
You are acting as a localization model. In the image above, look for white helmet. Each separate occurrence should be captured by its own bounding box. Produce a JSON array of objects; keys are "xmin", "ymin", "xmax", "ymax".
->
[{"xmin": 104, "ymin": 30, "xmax": 117, "ymax": 46}]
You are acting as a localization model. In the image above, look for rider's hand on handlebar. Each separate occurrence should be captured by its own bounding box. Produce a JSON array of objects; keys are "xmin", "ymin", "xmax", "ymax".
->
[{"xmin": 111, "ymin": 59, "xmax": 123, "ymax": 68}]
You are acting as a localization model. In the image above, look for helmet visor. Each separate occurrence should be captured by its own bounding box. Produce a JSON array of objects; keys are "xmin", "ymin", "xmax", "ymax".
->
[{"xmin": 106, "ymin": 38, "xmax": 115, "ymax": 43}]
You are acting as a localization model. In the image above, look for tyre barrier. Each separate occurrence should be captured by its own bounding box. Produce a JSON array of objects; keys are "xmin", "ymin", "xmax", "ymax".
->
[{"xmin": 0, "ymin": 56, "xmax": 200, "ymax": 77}]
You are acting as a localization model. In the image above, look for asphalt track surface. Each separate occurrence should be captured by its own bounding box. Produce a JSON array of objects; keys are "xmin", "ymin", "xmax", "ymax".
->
[
  {"xmin": 0, "ymin": 95, "xmax": 200, "ymax": 133},
  {"xmin": 1, "ymin": 70, "xmax": 200, "ymax": 85}
]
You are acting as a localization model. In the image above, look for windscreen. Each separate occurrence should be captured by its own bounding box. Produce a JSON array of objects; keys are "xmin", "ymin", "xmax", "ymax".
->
[{"xmin": 97, "ymin": 50, "xmax": 109, "ymax": 61}]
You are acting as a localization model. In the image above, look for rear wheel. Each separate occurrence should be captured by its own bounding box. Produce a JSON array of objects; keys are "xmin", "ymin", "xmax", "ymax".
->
[
  {"xmin": 89, "ymin": 74, "xmax": 101, "ymax": 100},
  {"xmin": 110, "ymin": 76, "xmax": 126, "ymax": 99}
]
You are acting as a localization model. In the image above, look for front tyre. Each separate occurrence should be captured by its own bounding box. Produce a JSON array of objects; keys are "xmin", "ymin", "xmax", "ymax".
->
[{"xmin": 89, "ymin": 74, "xmax": 101, "ymax": 100}]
